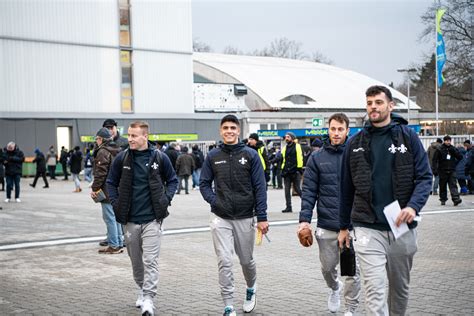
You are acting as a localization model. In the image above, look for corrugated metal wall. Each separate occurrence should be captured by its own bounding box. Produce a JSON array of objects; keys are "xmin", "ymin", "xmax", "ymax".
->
[
  {"xmin": 133, "ymin": 51, "xmax": 193, "ymax": 113},
  {"xmin": 132, "ymin": 0, "xmax": 192, "ymax": 52},
  {"xmin": 0, "ymin": 0, "xmax": 118, "ymax": 46},
  {"xmin": 0, "ymin": 39, "xmax": 121, "ymax": 113}
]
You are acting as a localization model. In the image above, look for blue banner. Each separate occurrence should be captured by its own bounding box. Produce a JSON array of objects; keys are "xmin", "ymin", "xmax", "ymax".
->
[{"xmin": 436, "ymin": 32, "xmax": 446, "ymax": 88}]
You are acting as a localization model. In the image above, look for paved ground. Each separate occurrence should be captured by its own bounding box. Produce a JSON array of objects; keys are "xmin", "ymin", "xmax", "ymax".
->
[{"xmin": 0, "ymin": 178, "xmax": 473, "ymax": 315}]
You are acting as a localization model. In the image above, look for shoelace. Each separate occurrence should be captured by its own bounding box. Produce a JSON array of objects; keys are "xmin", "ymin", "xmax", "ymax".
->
[
  {"xmin": 224, "ymin": 307, "xmax": 233, "ymax": 315},
  {"xmin": 246, "ymin": 288, "xmax": 255, "ymax": 301}
]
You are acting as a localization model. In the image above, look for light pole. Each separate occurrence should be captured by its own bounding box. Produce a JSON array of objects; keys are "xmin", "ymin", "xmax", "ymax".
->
[{"xmin": 397, "ymin": 68, "xmax": 417, "ymax": 123}]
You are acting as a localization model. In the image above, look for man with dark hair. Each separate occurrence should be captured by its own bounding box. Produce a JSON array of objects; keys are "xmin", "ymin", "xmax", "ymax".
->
[
  {"xmin": 200, "ymin": 114, "xmax": 268, "ymax": 316},
  {"xmin": 175, "ymin": 146, "xmax": 195, "ymax": 195},
  {"xmin": 30, "ymin": 148, "xmax": 49, "ymax": 189},
  {"xmin": 281, "ymin": 132, "xmax": 303, "ymax": 213},
  {"xmin": 247, "ymin": 133, "xmax": 270, "ymax": 184},
  {"xmin": 164, "ymin": 143, "xmax": 179, "ymax": 171},
  {"xmin": 299, "ymin": 113, "xmax": 360, "ymax": 315},
  {"xmin": 432, "ymin": 135, "xmax": 463, "ymax": 205},
  {"xmin": 107, "ymin": 120, "xmax": 178, "ymax": 315},
  {"xmin": 338, "ymin": 85, "xmax": 432, "ymax": 315},
  {"xmin": 102, "ymin": 119, "xmax": 128, "ymax": 150},
  {"xmin": 59, "ymin": 146, "xmax": 70, "ymax": 180},
  {"xmin": 427, "ymin": 138, "xmax": 443, "ymax": 195},
  {"xmin": 464, "ymin": 140, "xmax": 474, "ymax": 194}
]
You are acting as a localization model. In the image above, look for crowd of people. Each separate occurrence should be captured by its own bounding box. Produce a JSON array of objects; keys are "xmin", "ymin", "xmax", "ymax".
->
[{"xmin": 1, "ymin": 84, "xmax": 473, "ymax": 316}]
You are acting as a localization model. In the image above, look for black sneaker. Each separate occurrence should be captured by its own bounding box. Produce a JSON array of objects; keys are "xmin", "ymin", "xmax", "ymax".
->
[
  {"xmin": 440, "ymin": 201, "xmax": 446, "ymax": 205},
  {"xmin": 454, "ymin": 199, "xmax": 462, "ymax": 206},
  {"xmin": 99, "ymin": 239, "xmax": 108, "ymax": 247},
  {"xmin": 282, "ymin": 208, "xmax": 293, "ymax": 213},
  {"xmin": 29, "ymin": 184, "xmax": 35, "ymax": 188}
]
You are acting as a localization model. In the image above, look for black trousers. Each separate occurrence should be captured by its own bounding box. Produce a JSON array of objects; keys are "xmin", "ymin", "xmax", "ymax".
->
[
  {"xmin": 284, "ymin": 172, "xmax": 302, "ymax": 209},
  {"xmin": 32, "ymin": 171, "xmax": 49, "ymax": 187},
  {"xmin": 439, "ymin": 171, "xmax": 460, "ymax": 202},
  {"xmin": 48, "ymin": 165, "xmax": 56, "ymax": 179},
  {"xmin": 272, "ymin": 168, "xmax": 282, "ymax": 188},
  {"xmin": 61, "ymin": 162, "xmax": 69, "ymax": 179}
]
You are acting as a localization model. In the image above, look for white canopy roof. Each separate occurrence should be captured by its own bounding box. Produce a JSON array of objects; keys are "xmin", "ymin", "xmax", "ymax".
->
[{"xmin": 193, "ymin": 52, "xmax": 420, "ymax": 111}]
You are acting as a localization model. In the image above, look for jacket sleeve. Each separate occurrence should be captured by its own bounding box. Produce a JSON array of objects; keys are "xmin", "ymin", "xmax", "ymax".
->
[
  {"xmin": 91, "ymin": 148, "xmax": 111, "ymax": 192},
  {"xmin": 431, "ymin": 149, "xmax": 439, "ymax": 175},
  {"xmin": 10, "ymin": 151, "xmax": 25, "ymax": 163},
  {"xmin": 249, "ymin": 149, "xmax": 268, "ymax": 222},
  {"xmin": 106, "ymin": 152, "xmax": 123, "ymax": 205},
  {"xmin": 340, "ymin": 137, "xmax": 355, "ymax": 230},
  {"xmin": 199, "ymin": 151, "xmax": 216, "ymax": 205},
  {"xmin": 262, "ymin": 148, "xmax": 270, "ymax": 172},
  {"xmin": 300, "ymin": 153, "xmax": 319, "ymax": 223},
  {"xmin": 406, "ymin": 129, "xmax": 433, "ymax": 214},
  {"xmin": 160, "ymin": 153, "xmax": 178, "ymax": 202},
  {"xmin": 465, "ymin": 151, "xmax": 473, "ymax": 174}
]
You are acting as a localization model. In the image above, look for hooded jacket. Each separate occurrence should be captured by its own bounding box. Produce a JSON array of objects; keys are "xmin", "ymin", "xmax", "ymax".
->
[
  {"xmin": 340, "ymin": 114, "xmax": 432, "ymax": 230},
  {"xmin": 432, "ymin": 143, "xmax": 463, "ymax": 174},
  {"xmin": 91, "ymin": 140, "xmax": 121, "ymax": 202},
  {"xmin": 33, "ymin": 150, "xmax": 47, "ymax": 173},
  {"xmin": 300, "ymin": 139, "xmax": 346, "ymax": 231}
]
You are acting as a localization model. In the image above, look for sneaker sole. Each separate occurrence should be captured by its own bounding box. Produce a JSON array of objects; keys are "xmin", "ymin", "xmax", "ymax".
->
[{"xmin": 243, "ymin": 298, "xmax": 256, "ymax": 313}]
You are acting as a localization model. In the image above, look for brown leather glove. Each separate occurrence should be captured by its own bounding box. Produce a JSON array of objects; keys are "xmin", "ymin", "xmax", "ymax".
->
[{"xmin": 297, "ymin": 227, "xmax": 313, "ymax": 247}]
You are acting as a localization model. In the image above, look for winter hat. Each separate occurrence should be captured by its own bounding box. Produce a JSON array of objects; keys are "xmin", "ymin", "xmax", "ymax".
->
[
  {"xmin": 436, "ymin": 138, "xmax": 442, "ymax": 144},
  {"xmin": 34, "ymin": 148, "xmax": 41, "ymax": 154},
  {"xmin": 96, "ymin": 127, "xmax": 112, "ymax": 139},
  {"xmin": 102, "ymin": 119, "xmax": 117, "ymax": 128},
  {"xmin": 311, "ymin": 138, "xmax": 323, "ymax": 148},
  {"xmin": 249, "ymin": 133, "xmax": 259, "ymax": 141},
  {"xmin": 285, "ymin": 132, "xmax": 296, "ymax": 140}
]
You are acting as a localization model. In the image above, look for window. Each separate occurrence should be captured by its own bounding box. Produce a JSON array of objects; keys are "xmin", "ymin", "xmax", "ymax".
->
[
  {"xmin": 119, "ymin": 0, "xmax": 131, "ymax": 47},
  {"xmin": 120, "ymin": 50, "xmax": 133, "ymax": 113}
]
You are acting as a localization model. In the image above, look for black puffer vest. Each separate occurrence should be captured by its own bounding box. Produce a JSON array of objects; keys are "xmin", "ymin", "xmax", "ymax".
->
[
  {"xmin": 210, "ymin": 143, "xmax": 256, "ymax": 219},
  {"xmin": 114, "ymin": 149, "xmax": 169, "ymax": 225},
  {"xmin": 349, "ymin": 125, "xmax": 415, "ymax": 226}
]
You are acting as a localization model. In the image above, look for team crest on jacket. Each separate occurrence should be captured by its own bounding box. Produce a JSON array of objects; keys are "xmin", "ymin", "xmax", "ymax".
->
[
  {"xmin": 388, "ymin": 144, "xmax": 408, "ymax": 154},
  {"xmin": 151, "ymin": 162, "xmax": 159, "ymax": 170},
  {"xmin": 239, "ymin": 157, "xmax": 247, "ymax": 165}
]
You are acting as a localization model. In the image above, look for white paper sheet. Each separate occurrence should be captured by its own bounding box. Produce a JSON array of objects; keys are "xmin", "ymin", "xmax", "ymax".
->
[{"xmin": 383, "ymin": 200, "xmax": 409, "ymax": 239}]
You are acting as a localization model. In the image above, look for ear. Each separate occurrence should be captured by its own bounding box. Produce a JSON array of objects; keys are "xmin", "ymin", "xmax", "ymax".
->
[{"xmin": 346, "ymin": 128, "xmax": 350, "ymax": 136}]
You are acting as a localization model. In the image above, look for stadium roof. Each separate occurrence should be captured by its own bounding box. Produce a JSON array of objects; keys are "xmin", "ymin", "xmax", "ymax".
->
[{"xmin": 193, "ymin": 52, "xmax": 420, "ymax": 111}]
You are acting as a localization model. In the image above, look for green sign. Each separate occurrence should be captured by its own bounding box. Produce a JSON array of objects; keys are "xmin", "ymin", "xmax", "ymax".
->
[
  {"xmin": 80, "ymin": 136, "xmax": 96, "ymax": 142},
  {"xmin": 148, "ymin": 134, "xmax": 199, "ymax": 141},
  {"xmin": 312, "ymin": 118, "xmax": 324, "ymax": 128}
]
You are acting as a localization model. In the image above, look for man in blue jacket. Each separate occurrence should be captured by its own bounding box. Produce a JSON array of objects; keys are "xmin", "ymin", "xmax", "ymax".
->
[
  {"xmin": 107, "ymin": 121, "xmax": 178, "ymax": 316},
  {"xmin": 338, "ymin": 86, "xmax": 432, "ymax": 316},
  {"xmin": 200, "ymin": 114, "xmax": 269, "ymax": 316},
  {"xmin": 299, "ymin": 113, "xmax": 360, "ymax": 315}
]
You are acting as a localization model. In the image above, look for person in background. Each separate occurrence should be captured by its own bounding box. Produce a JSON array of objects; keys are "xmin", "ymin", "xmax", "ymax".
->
[
  {"xmin": 432, "ymin": 135, "xmax": 463, "ymax": 206},
  {"xmin": 30, "ymin": 148, "xmax": 49, "ymax": 189},
  {"xmin": 84, "ymin": 147, "xmax": 94, "ymax": 183},
  {"xmin": 69, "ymin": 146, "xmax": 83, "ymax": 193},
  {"xmin": 0, "ymin": 148, "xmax": 5, "ymax": 191},
  {"xmin": 59, "ymin": 146, "xmax": 70, "ymax": 180},
  {"xmin": 281, "ymin": 132, "xmax": 303, "ymax": 213},
  {"xmin": 191, "ymin": 145, "xmax": 204, "ymax": 190},
  {"xmin": 46, "ymin": 145, "xmax": 57, "ymax": 180},
  {"xmin": 175, "ymin": 146, "xmax": 195, "ymax": 195},
  {"xmin": 3, "ymin": 142, "xmax": 25, "ymax": 203},
  {"xmin": 426, "ymin": 138, "xmax": 442, "ymax": 195},
  {"xmin": 463, "ymin": 140, "xmax": 473, "ymax": 194},
  {"xmin": 269, "ymin": 146, "xmax": 283, "ymax": 189},
  {"xmin": 311, "ymin": 138, "xmax": 323, "ymax": 152},
  {"xmin": 247, "ymin": 133, "xmax": 271, "ymax": 185},
  {"xmin": 102, "ymin": 119, "xmax": 128, "ymax": 150}
]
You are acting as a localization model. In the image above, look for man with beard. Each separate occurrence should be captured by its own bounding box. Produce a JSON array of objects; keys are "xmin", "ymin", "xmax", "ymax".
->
[
  {"xmin": 281, "ymin": 132, "xmax": 303, "ymax": 213},
  {"xmin": 338, "ymin": 85, "xmax": 432, "ymax": 316}
]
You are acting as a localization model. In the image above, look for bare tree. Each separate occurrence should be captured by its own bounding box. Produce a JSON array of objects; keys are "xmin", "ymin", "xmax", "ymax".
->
[
  {"xmin": 255, "ymin": 37, "xmax": 307, "ymax": 59},
  {"xmin": 309, "ymin": 51, "xmax": 333, "ymax": 65},
  {"xmin": 193, "ymin": 37, "xmax": 212, "ymax": 52},
  {"xmin": 222, "ymin": 46, "xmax": 244, "ymax": 55}
]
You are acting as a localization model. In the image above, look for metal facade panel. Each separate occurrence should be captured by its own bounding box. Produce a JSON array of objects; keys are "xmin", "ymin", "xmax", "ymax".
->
[
  {"xmin": 131, "ymin": 0, "xmax": 192, "ymax": 52},
  {"xmin": 0, "ymin": 0, "xmax": 118, "ymax": 46},
  {"xmin": 0, "ymin": 39, "xmax": 121, "ymax": 113},
  {"xmin": 133, "ymin": 51, "xmax": 193, "ymax": 114}
]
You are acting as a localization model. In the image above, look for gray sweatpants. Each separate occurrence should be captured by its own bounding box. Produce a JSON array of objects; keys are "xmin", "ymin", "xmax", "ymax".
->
[
  {"xmin": 210, "ymin": 214, "xmax": 256, "ymax": 307},
  {"xmin": 353, "ymin": 227, "xmax": 418, "ymax": 316},
  {"xmin": 124, "ymin": 221, "xmax": 162, "ymax": 300},
  {"xmin": 315, "ymin": 228, "xmax": 361, "ymax": 311}
]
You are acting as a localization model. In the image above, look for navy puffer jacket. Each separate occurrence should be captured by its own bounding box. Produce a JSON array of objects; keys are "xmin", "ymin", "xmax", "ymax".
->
[{"xmin": 300, "ymin": 140, "xmax": 345, "ymax": 231}]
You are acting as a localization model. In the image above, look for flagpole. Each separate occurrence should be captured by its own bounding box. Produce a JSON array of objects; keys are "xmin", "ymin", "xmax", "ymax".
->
[{"xmin": 435, "ymin": 11, "xmax": 439, "ymax": 136}]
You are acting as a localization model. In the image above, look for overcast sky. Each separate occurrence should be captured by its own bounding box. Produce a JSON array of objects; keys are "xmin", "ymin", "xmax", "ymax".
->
[{"xmin": 192, "ymin": 0, "xmax": 435, "ymax": 86}]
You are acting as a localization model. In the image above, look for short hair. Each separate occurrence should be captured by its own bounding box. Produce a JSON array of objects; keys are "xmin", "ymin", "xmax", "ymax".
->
[
  {"xmin": 328, "ymin": 113, "xmax": 349, "ymax": 128},
  {"xmin": 443, "ymin": 135, "xmax": 451, "ymax": 141},
  {"xmin": 366, "ymin": 85, "xmax": 393, "ymax": 101},
  {"xmin": 464, "ymin": 140, "xmax": 471, "ymax": 145},
  {"xmin": 220, "ymin": 114, "xmax": 240, "ymax": 126},
  {"xmin": 436, "ymin": 138, "xmax": 443, "ymax": 144},
  {"xmin": 129, "ymin": 120, "xmax": 149, "ymax": 134}
]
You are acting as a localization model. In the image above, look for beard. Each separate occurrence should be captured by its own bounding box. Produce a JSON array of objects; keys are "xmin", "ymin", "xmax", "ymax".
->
[{"xmin": 369, "ymin": 110, "xmax": 390, "ymax": 124}]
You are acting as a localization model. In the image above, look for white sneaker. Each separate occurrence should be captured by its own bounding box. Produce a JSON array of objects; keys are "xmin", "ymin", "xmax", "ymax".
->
[
  {"xmin": 344, "ymin": 312, "xmax": 353, "ymax": 316},
  {"xmin": 15, "ymin": 198, "xmax": 21, "ymax": 203},
  {"xmin": 4, "ymin": 199, "xmax": 10, "ymax": 203},
  {"xmin": 243, "ymin": 283, "xmax": 257, "ymax": 313},
  {"xmin": 328, "ymin": 280, "xmax": 343, "ymax": 313},
  {"xmin": 223, "ymin": 306, "xmax": 236, "ymax": 316},
  {"xmin": 141, "ymin": 297, "xmax": 154, "ymax": 316},
  {"xmin": 135, "ymin": 289, "xmax": 144, "ymax": 308}
]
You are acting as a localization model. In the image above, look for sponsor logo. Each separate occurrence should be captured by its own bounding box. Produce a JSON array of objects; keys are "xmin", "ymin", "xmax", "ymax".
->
[
  {"xmin": 214, "ymin": 160, "xmax": 227, "ymax": 165},
  {"xmin": 353, "ymin": 147, "xmax": 364, "ymax": 152}
]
